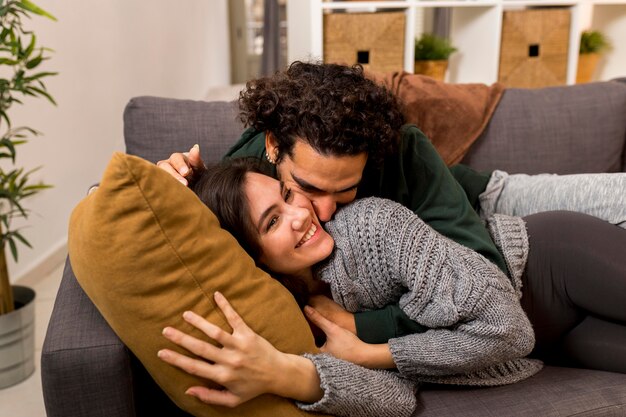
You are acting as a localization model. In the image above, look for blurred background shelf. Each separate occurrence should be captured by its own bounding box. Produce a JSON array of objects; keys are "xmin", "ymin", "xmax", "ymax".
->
[{"xmin": 288, "ymin": 0, "xmax": 626, "ymax": 84}]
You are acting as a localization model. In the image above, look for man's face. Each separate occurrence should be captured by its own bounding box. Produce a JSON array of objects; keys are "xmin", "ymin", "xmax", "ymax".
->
[{"xmin": 273, "ymin": 139, "xmax": 367, "ymax": 222}]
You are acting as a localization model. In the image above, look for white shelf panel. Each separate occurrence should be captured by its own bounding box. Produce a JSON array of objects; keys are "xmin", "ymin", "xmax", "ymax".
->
[
  {"xmin": 591, "ymin": 3, "xmax": 626, "ymax": 80},
  {"xmin": 591, "ymin": 0, "xmax": 626, "ymax": 4},
  {"xmin": 321, "ymin": 0, "xmax": 499, "ymax": 9},
  {"xmin": 502, "ymin": 0, "xmax": 578, "ymax": 5},
  {"xmin": 411, "ymin": 1, "xmax": 498, "ymax": 7},
  {"xmin": 321, "ymin": 1, "xmax": 409, "ymax": 9}
]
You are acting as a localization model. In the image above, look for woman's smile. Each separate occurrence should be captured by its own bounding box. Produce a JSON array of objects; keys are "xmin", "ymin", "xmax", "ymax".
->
[{"xmin": 296, "ymin": 223, "xmax": 318, "ymax": 248}]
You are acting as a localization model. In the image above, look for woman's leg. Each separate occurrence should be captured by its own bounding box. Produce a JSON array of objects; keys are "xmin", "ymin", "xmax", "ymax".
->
[
  {"xmin": 521, "ymin": 210, "xmax": 626, "ymax": 373},
  {"xmin": 562, "ymin": 316, "xmax": 626, "ymax": 373},
  {"xmin": 480, "ymin": 171, "xmax": 626, "ymax": 228}
]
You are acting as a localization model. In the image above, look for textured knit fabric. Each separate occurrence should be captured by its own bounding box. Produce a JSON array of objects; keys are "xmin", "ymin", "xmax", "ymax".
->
[
  {"xmin": 486, "ymin": 213, "xmax": 529, "ymax": 300},
  {"xmin": 480, "ymin": 170, "xmax": 626, "ymax": 229},
  {"xmin": 316, "ymin": 197, "xmax": 542, "ymax": 387},
  {"xmin": 298, "ymin": 354, "xmax": 417, "ymax": 417}
]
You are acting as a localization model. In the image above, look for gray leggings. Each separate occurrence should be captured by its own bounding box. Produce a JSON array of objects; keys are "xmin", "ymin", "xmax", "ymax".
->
[
  {"xmin": 480, "ymin": 171, "xmax": 626, "ymax": 229},
  {"xmin": 521, "ymin": 211, "xmax": 626, "ymax": 373}
]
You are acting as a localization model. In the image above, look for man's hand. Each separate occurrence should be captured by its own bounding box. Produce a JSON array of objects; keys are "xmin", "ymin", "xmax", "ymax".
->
[
  {"xmin": 308, "ymin": 294, "xmax": 356, "ymax": 334},
  {"xmin": 156, "ymin": 144, "xmax": 207, "ymax": 186}
]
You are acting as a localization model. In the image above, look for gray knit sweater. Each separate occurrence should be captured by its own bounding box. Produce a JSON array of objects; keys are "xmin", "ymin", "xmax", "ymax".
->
[{"xmin": 298, "ymin": 197, "xmax": 542, "ymax": 417}]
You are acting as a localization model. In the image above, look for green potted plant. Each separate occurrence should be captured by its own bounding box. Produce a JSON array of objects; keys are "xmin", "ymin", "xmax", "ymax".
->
[
  {"xmin": 0, "ymin": 0, "xmax": 56, "ymax": 389},
  {"xmin": 576, "ymin": 30, "xmax": 611, "ymax": 84},
  {"xmin": 414, "ymin": 33, "xmax": 457, "ymax": 81}
]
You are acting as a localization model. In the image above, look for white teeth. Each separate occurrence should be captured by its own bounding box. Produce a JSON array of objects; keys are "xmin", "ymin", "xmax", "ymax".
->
[{"xmin": 296, "ymin": 223, "xmax": 317, "ymax": 248}]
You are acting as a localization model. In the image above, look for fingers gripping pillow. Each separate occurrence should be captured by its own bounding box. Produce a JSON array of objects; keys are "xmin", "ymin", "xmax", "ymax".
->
[{"xmin": 68, "ymin": 153, "xmax": 323, "ymax": 417}]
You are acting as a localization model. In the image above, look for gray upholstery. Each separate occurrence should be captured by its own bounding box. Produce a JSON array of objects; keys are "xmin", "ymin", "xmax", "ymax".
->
[
  {"xmin": 463, "ymin": 81, "xmax": 626, "ymax": 174},
  {"xmin": 41, "ymin": 262, "xmax": 137, "ymax": 417},
  {"xmin": 124, "ymin": 96, "xmax": 241, "ymax": 164},
  {"xmin": 42, "ymin": 81, "xmax": 626, "ymax": 417},
  {"xmin": 416, "ymin": 367, "xmax": 626, "ymax": 417}
]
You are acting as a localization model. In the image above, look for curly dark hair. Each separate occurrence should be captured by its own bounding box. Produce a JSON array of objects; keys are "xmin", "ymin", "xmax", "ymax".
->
[{"xmin": 238, "ymin": 61, "xmax": 405, "ymax": 165}]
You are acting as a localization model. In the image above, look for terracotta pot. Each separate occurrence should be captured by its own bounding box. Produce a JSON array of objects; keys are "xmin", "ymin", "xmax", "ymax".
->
[
  {"xmin": 414, "ymin": 60, "xmax": 449, "ymax": 81},
  {"xmin": 576, "ymin": 53, "xmax": 600, "ymax": 84}
]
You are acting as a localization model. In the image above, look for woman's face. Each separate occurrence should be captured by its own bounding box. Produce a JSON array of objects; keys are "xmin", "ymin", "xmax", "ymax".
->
[{"xmin": 244, "ymin": 172, "xmax": 335, "ymax": 276}]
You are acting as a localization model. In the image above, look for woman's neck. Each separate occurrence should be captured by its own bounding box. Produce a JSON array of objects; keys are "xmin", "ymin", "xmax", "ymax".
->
[{"xmin": 295, "ymin": 267, "xmax": 330, "ymax": 297}]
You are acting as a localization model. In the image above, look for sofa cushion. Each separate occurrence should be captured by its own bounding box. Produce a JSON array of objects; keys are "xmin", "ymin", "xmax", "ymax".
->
[
  {"xmin": 418, "ymin": 366, "xmax": 626, "ymax": 416},
  {"xmin": 124, "ymin": 96, "xmax": 243, "ymax": 165},
  {"xmin": 68, "ymin": 152, "xmax": 322, "ymax": 417},
  {"xmin": 463, "ymin": 81, "xmax": 626, "ymax": 175}
]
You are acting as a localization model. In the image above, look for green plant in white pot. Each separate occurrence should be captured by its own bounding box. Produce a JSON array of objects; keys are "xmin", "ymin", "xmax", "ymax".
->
[{"xmin": 0, "ymin": 0, "xmax": 56, "ymax": 389}]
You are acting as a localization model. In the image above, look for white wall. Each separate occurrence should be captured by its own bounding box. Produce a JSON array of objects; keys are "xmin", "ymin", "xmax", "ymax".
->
[{"xmin": 8, "ymin": 0, "xmax": 230, "ymax": 282}]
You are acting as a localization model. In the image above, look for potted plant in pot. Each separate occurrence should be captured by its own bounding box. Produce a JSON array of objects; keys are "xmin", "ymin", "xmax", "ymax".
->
[
  {"xmin": 576, "ymin": 30, "xmax": 610, "ymax": 84},
  {"xmin": 414, "ymin": 33, "xmax": 457, "ymax": 81},
  {"xmin": 0, "ymin": 0, "xmax": 56, "ymax": 389}
]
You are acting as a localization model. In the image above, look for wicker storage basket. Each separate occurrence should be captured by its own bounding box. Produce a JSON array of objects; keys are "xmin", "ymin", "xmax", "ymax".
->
[
  {"xmin": 324, "ymin": 12, "xmax": 405, "ymax": 73},
  {"xmin": 498, "ymin": 8, "xmax": 571, "ymax": 88}
]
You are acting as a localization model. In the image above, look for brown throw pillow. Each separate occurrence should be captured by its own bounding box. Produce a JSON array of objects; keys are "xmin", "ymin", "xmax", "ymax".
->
[{"xmin": 68, "ymin": 152, "xmax": 323, "ymax": 417}]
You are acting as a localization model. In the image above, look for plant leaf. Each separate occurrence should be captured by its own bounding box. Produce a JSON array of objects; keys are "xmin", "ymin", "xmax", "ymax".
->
[
  {"xmin": 12, "ymin": 230, "xmax": 31, "ymax": 248},
  {"xmin": 17, "ymin": 0, "xmax": 57, "ymax": 21},
  {"xmin": 24, "ymin": 71, "xmax": 57, "ymax": 81},
  {"xmin": 26, "ymin": 86, "xmax": 56, "ymax": 105},
  {"xmin": 25, "ymin": 54, "xmax": 42, "ymax": 69},
  {"xmin": 7, "ymin": 237, "xmax": 17, "ymax": 262},
  {"xmin": 23, "ymin": 33, "xmax": 36, "ymax": 59}
]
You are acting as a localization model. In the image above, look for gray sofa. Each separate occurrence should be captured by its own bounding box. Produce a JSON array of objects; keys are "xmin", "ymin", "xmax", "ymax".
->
[{"xmin": 42, "ymin": 80, "xmax": 626, "ymax": 417}]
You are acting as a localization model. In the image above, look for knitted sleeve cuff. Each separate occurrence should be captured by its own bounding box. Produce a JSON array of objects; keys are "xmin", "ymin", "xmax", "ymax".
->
[
  {"xmin": 296, "ymin": 353, "xmax": 418, "ymax": 417},
  {"xmin": 487, "ymin": 213, "xmax": 529, "ymax": 298}
]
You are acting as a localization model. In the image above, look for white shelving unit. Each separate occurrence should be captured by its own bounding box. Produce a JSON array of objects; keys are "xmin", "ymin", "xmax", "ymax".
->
[{"xmin": 287, "ymin": 0, "xmax": 626, "ymax": 84}]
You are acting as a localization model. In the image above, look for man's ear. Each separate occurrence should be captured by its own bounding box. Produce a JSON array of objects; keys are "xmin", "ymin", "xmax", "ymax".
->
[{"xmin": 265, "ymin": 131, "xmax": 279, "ymax": 160}]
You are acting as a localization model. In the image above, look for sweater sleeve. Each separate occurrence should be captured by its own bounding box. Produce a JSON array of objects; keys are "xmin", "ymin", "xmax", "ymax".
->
[
  {"xmin": 296, "ymin": 354, "xmax": 417, "ymax": 417},
  {"xmin": 382, "ymin": 200, "xmax": 535, "ymax": 377},
  {"xmin": 323, "ymin": 198, "xmax": 535, "ymax": 378}
]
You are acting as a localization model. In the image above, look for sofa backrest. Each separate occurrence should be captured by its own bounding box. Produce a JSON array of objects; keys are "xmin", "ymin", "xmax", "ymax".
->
[
  {"xmin": 462, "ymin": 80, "xmax": 626, "ymax": 174},
  {"xmin": 124, "ymin": 80, "xmax": 626, "ymax": 174},
  {"xmin": 124, "ymin": 96, "xmax": 242, "ymax": 165}
]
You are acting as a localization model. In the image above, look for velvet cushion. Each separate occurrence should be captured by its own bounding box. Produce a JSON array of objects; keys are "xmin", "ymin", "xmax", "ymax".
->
[{"xmin": 68, "ymin": 152, "xmax": 322, "ymax": 417}]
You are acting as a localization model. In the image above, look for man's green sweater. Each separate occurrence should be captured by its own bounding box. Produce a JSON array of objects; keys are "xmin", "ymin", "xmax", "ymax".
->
[{"xmin": 224, "ymin": 124, "xmax": 506, "ymax": 343}]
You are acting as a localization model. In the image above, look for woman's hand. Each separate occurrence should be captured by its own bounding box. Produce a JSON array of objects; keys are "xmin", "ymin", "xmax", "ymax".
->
[
  {"xmin": 156, "ymin": 144, "xmax": 206, "ymax": 186},
  {"xmin": 305, "ymin": 305, "xmax": 396, "ymax": 370},
  {"xmin": 158, "ymin": 292, "xmax": 323, "ymax": 407}
]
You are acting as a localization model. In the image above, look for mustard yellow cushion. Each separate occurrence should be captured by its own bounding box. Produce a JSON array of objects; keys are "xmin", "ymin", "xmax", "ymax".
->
[{"xmin": 69, "ymin": 152, "xmax": 321, "ymax": 417}]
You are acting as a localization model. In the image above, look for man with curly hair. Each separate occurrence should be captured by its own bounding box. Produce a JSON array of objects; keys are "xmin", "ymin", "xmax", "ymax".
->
[{"xmin": 158, "ymin": 61, "xmax": 626, "ymax": 355}]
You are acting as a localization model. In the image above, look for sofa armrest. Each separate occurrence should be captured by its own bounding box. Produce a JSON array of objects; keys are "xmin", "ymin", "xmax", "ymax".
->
[{"xmin": 41, "ymin": 257, "xmax": 137, "ymax": 417}]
